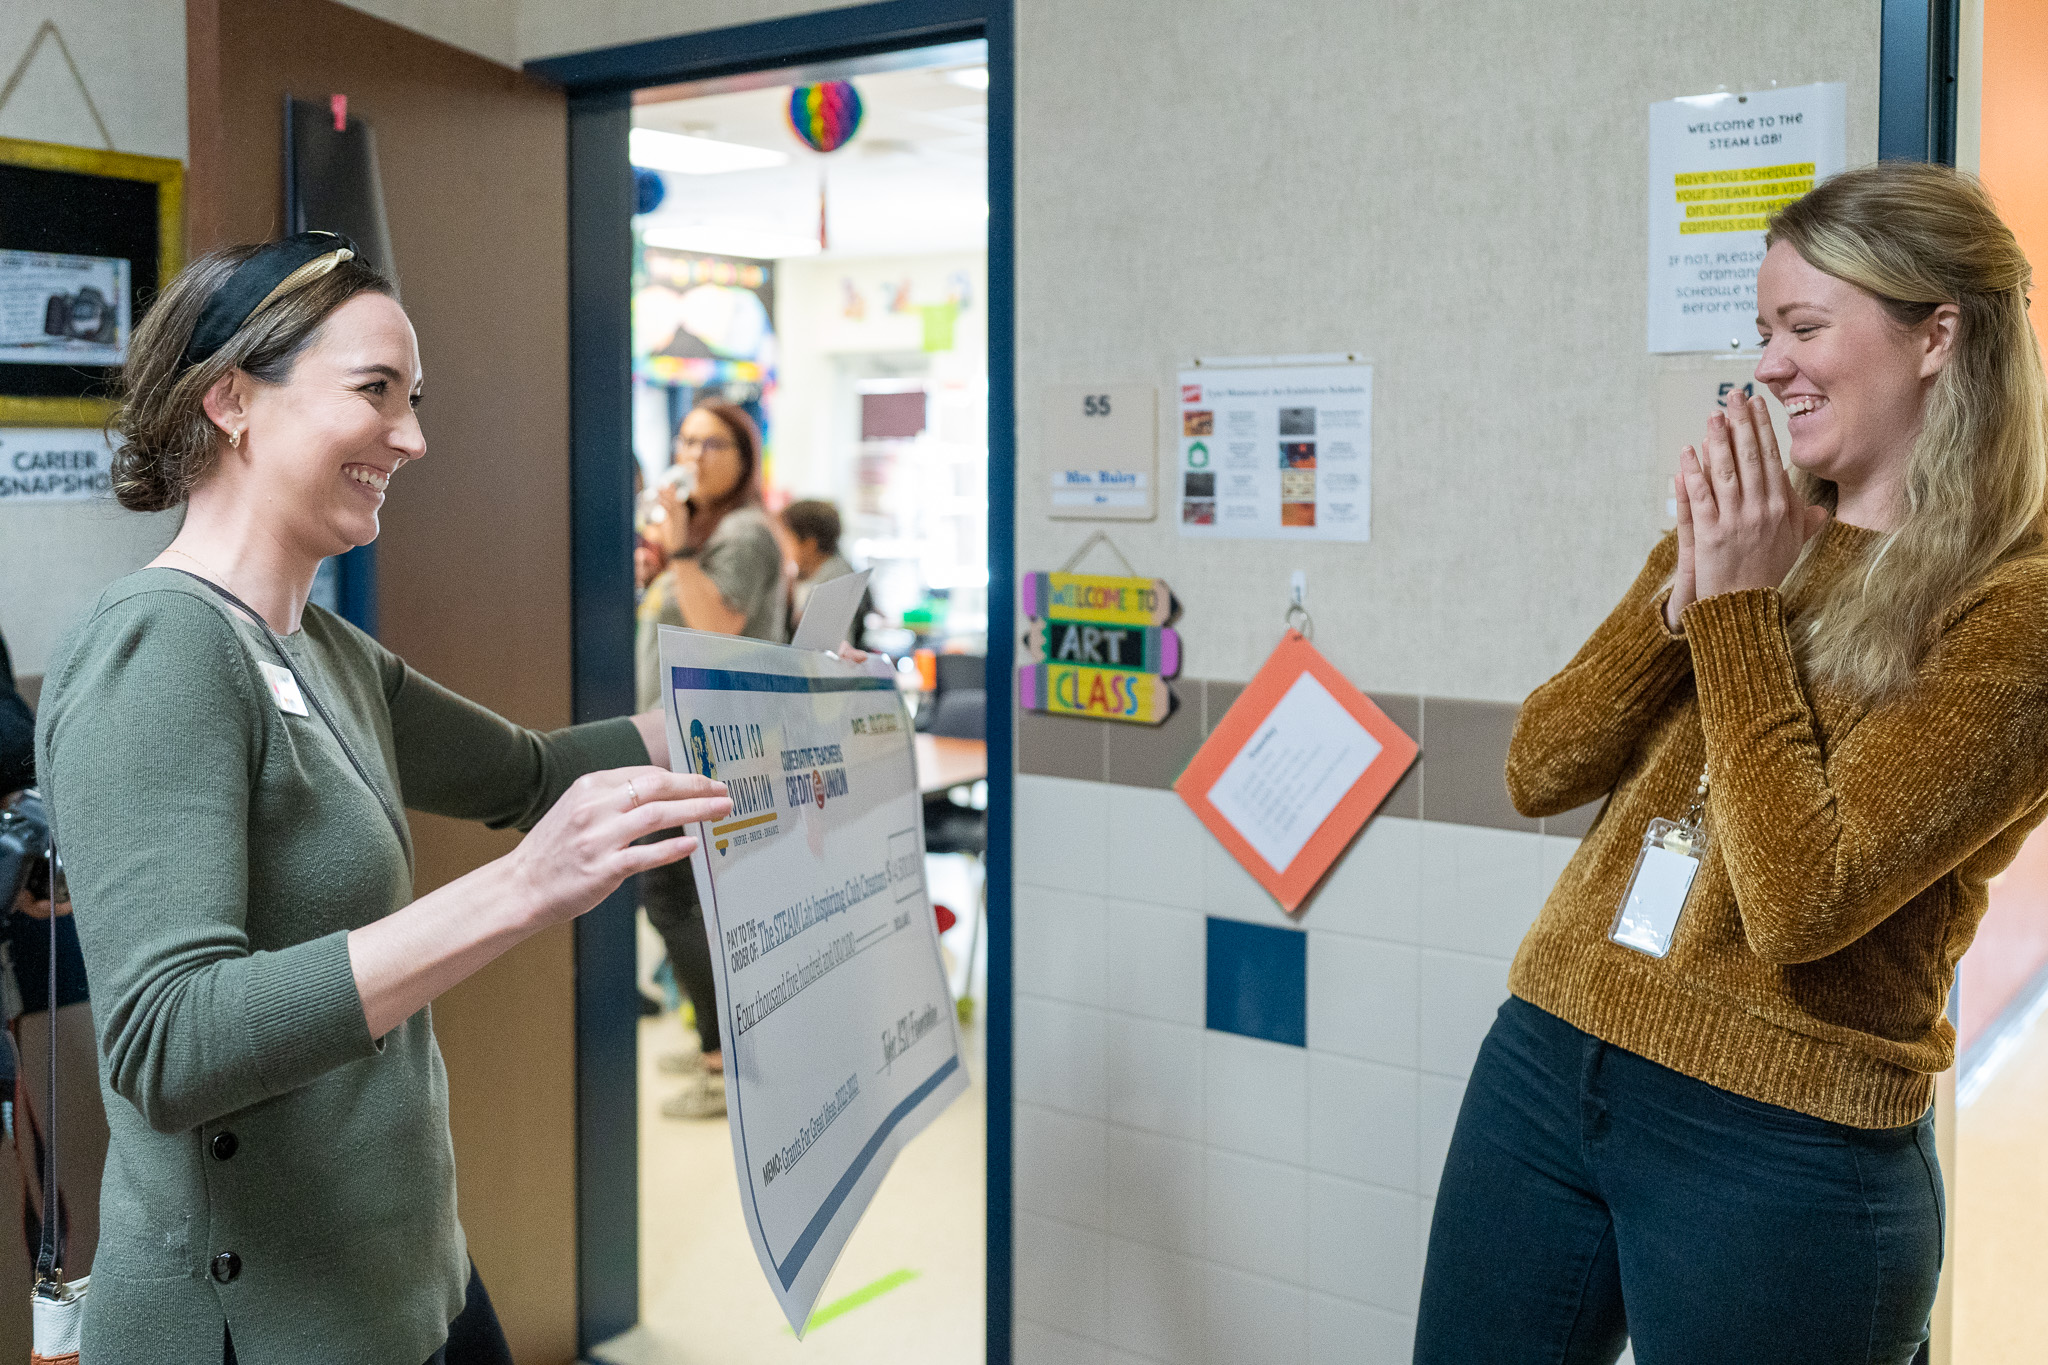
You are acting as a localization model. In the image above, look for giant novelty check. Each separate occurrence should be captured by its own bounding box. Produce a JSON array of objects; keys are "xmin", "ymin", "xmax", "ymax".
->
[{"xmin": 660, "ymin": 627, "xmax": 969, "ymax": 1334}]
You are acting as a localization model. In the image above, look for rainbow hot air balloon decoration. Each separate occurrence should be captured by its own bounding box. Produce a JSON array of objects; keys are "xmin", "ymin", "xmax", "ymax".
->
[
  {"xmin": 787, "ymin": 80, "xmax": 864, "ymax": 153},
  {"xmin": 788, "ymin": 80, "xmax": 864, "ymax": 250}
]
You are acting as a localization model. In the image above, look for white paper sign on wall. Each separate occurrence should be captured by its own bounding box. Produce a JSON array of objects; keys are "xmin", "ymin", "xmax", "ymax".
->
[
  {"xmin": 1044, "ymin": 384, "xmax": 1157, "ymax": 521},
  {"xmin": 1647, "ymin": 82, "xmax": 1846, "ymax": 354},
  {"xmin": 0, "ymin": 427, "xmax": 116, "ymax": 504}
]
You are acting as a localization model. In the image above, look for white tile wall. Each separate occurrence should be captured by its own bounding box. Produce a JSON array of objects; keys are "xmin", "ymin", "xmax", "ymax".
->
[
  {"xmin": 1108, "ymin": 787, "xmax": 1210, "ymax": 911},
  {"xmin": 1204, "ymin": 1031, "xmax": 1307, "ymax": 1162},
  {"xmin": 1017, "ymin": 1103, "xmax": 1107, "ymax": 1229},
  {"xmin": 1305, "ymin": 1175, "xmax": 1421, "ymax": 1313},
  {"xmin": 1310, "ymin": 815, "xmax": 1423, "ymax": 944},
  {"xmin": 1416, "ymin": 1077, "xmax": 1467, "ymax": 1199},
  {"xmin": 1206, "ymin": 1265, "xmax": 1308, "ymax": 1363},
  {"xmin": 1418, "ymin": 820, "xmax": 1547, "ymax": 959},
  {"xmin": 1106, "ymin": 1126, "xmax": 1207, "ymax": 1257},
  {"xmin": 1011, "ymin": 776, "xmax": 1558, "ymax": 1363},
  {"xmin": 1016, "ymin": 777, "xmax": 1110, "ymax": 893},
  {"xmin": 1017, "ymin": 996, "xmax": 1109, "ymax": 1116},
  {"xmin": 1103, "ymin": 897, "xmax": 1206, "ymax": 1026},
  {"xmin": 1307, "ymin": 1053, "xmax": 1418, "ymax": 1190},
  {"xmin": 1016, "ymin": 1212, "xmax": 1108, "ymax": 1341},
  {"xmin": 1106, "ymin": 1014, "xmax": 1205, "ymax": 1140},
  {"xmin": 1308, "ymin": 1292, "xmax": 1416, "ymax": 1365},
  {"xmin": 1016, "ymin": 1319, "xmax": 1109, "ymax": 1365},
  {"xmin": 1305, "ymin": 934, "xmax": 1418, "ymax": 1066},
  {"xmin": 1105, "ymin": 1236, "xmax": 1210, "ymax": 1363},
  {"xmin": 1415, "ymin": 950, "xmax": 1511, "ymax": 1081},
  {"xmin": 1016, "ymin": 884, "xmax": 1109, "ymax": 1008},
  {"xmin": 1204, "ymin": 1148, "xmax": 1307, "ymax": 1279}
]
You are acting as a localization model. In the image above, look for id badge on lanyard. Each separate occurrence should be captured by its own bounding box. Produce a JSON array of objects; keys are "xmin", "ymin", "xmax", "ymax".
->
[{"xmin": 1610, "ymin": 767, "xmax": 1709, "ymax": 960}]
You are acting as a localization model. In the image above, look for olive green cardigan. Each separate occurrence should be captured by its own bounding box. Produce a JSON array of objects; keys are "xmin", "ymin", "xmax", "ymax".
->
[{"xmin": 35, "ymin": 570, "xmax": 646, "ymax": 1364}]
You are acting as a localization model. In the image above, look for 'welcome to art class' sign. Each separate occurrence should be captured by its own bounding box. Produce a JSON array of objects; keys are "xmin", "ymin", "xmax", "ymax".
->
[{"xmin": 1017, "ymin": 570, "xmax": 1181, "ymax": 726}]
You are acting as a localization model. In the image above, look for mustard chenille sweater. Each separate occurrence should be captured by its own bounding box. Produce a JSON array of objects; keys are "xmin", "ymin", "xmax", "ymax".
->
[{"xmin": 1506, "ymin": 520, "xmax": 2048, "ymax": 1128}]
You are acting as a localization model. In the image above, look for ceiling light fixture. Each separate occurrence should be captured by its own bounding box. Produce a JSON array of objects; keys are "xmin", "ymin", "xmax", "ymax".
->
[
  {"xmin": 946, "ymin": 67, "xmax": 990, "ymax": 91},
  {"xmin": 629, "ymin": 127, "xmax": 789, "ymax": 175}
]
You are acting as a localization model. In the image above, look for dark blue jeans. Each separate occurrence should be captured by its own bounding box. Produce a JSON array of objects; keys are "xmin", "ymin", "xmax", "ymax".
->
[{"xmin": 1415, "ymin": 997, "xmax": 1942, "ymax": 1365}]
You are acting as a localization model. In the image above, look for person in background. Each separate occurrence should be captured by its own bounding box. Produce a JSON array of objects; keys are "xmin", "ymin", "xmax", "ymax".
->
[
  {"xmin": 636, "ymin": 400, "xmax": 787, "ymax": 1119},
  {"xmin": 781, "ymin": 498, "xmax": 856, "ymax": 623},
  {"xmin": 1, "ymin": 629, "xmax": 109, "ymax": 1319},
  {"xmin": 0, "ymin": 632, "xmax": 29, "ymax": 796}
]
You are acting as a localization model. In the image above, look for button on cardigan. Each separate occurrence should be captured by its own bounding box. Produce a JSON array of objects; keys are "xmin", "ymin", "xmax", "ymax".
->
[
  {"xmin": 1506, "ymin": 522, "xmax": 2048, "ymax": 1128},
  {"xmin": 35, "ymin": 570, "xmax": 648, "ymax": 1365}
]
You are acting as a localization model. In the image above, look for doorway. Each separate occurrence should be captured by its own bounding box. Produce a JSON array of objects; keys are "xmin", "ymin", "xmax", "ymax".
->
[{"xmin": 531, "ymin": 4, "xmax": 1016, "ymax": 1360}]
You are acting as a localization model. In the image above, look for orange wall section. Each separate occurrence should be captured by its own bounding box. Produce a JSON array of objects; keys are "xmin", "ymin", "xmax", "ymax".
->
[
  {"xmin": 1982, "ymin": 0, "xmax": 2048, "ymax": 287},
  {"xmin": 1958, "ymin": 0, "xmax": 2048, "ymax": 1051}
]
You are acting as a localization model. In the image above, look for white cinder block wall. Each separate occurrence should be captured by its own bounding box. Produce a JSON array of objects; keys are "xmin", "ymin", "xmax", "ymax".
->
[{"xmin": 1012, "ymin": 780, "xmax": 1574, "ymax": 1364}]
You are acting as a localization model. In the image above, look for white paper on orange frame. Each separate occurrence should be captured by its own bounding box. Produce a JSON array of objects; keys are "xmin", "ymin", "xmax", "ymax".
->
[{"xmin": 659, "ymin": 625, "xmax": 968, "ymax": 1335}]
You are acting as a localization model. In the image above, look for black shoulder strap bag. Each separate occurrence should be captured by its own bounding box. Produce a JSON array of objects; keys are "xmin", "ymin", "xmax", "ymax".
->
[{"xmin": 30, "ymin": 828, "xmax": 84, "ymax": 1359}]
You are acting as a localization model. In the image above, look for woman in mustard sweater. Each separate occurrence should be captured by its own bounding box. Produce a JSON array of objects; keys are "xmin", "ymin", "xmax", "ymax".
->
[{"xmin": 1415, "ymin": 164, "xmax": 2048, "ymax": 1363}]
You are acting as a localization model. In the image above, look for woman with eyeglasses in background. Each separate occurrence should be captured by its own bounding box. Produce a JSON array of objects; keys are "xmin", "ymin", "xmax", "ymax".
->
[{"xmin": 634, "ymin": 399, "xmax": 789, "ymax": 1118}]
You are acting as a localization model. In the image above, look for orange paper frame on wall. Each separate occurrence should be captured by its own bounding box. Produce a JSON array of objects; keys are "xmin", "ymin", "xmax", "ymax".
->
[{"xmin": 1175, "ymin": 630, "xmax": 1419, "ymax": 913}]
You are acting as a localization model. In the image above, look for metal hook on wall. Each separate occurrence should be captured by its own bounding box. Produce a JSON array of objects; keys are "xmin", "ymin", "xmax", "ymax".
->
[{"xmin": 1286, "ymin": 570, "xmax": 1313, "ymax": 640}]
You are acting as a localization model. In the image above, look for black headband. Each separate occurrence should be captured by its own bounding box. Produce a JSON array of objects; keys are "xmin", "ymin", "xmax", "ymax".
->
[{"xmin": 180, "ymin": 231, "xmax": 359, "ymax": 371}]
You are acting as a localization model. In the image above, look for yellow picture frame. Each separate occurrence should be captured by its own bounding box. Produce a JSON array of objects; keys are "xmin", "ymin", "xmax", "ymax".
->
[{"xmin": 0, "ymin": 135, "xmax": 184, "ymax": 427}]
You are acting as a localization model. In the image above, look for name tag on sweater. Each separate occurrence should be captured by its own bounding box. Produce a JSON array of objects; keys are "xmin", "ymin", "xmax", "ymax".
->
[
  {"xmin": 257, "ymin": 661, "xmax": 310, "ymax": 716},
  {"xmin": 1611, "ymin": 818, "xmax": 1703, "ymax": 958}
]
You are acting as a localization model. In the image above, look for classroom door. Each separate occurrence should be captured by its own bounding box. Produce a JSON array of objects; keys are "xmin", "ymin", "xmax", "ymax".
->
[{"xmin": 185, "ymin": 3, "xmax": 584, "ymax": 1360}]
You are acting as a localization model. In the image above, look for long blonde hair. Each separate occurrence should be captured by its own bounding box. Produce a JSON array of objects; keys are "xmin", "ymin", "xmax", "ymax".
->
[{"xmin": 1767, "ymin": 163, "xmax": 2048, "ymax": 698}]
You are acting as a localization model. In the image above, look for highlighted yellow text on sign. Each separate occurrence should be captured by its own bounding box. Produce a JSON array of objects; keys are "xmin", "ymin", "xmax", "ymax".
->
[{"xmin": 1673, "ymin": 161, "xmax": 1816, "ymax": 187}]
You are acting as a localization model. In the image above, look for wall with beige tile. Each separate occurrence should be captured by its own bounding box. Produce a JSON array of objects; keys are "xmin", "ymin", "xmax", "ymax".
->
[{"xmin": 1013, "ymin": 772, "xmax": 1588, "ymax": 1361}]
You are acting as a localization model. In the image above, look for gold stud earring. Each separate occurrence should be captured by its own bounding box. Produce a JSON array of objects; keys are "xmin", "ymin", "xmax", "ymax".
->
[{"xmin": 229, "ymin": 429, "xmax": 241, "ymax": 449}]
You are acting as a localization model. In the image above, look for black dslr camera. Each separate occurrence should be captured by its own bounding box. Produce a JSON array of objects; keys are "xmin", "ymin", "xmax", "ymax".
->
[
  {"xmin": 41, "ymin": 287, "xmax": 118, "ymax": 346},
  {"xmin": 0, "ymin": 791, "xmax": 55, "ymax": 909}
]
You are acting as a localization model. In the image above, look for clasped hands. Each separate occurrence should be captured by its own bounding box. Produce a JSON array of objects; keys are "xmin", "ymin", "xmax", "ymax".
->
[{"xmin": 1665, "ymin": 390, "xmax": 1830, "ymax": 632}]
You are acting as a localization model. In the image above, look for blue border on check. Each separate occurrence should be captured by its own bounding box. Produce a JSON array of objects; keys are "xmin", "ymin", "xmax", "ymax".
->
[
  {"xmin": 671, "ymin": 666, "xmax": 897, "ymax": 694},
  {"xmin": 770, "ymin": 1054, "xmax": 960, "ymax": 1289}
]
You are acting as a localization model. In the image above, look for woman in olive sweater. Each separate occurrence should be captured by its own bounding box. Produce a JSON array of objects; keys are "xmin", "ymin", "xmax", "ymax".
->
[
  {"xmin": 1416, "ymin": 165, "xmax": 2048, "ymax": 1362},
  {"xmin": 36, "ymin": 234, "xmax": 730, "ymax": 1364}
]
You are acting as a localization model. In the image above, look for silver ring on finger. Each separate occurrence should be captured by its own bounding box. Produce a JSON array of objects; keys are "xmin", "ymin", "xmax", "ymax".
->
[{"xmin": 624, "ymin": 777, "xmax": 641, "ymax": 810}]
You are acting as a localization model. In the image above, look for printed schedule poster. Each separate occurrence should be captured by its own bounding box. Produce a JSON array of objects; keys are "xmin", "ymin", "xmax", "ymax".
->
[
  {"xmin": 659, "ymin": 627, "xmax": 968, "ymax": 1335},
  {"xmin": 1176, "ymin": 364, "xmax": 1371, "ymax": 541},
  {"xmin": 1648, "ymin": 82, "xmax": 1845, "ymax": 354}
]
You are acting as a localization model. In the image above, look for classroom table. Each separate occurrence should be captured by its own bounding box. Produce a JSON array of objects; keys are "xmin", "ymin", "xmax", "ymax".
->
[{"xmin": 915, "ymin": 734, "xmax": 988, "ymax": 794}]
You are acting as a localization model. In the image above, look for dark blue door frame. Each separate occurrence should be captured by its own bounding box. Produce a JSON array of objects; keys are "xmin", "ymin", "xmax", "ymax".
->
[
  {"xmin": 528, "ymin": 4, "xmax": 1016, "ymax": 1357},
  {"xmin": 1879, "ymin": 0, "xmax": 1960, "ymax": 165}
]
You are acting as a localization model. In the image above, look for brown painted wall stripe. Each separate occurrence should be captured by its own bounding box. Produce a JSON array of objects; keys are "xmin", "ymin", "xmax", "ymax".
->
[{"xmin": 1015, "ymin": 678, "xmax": 1600, "ymax": 838}]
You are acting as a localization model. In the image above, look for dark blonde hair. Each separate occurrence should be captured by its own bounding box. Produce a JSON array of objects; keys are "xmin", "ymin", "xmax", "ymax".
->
[
  {"xmin": 111, "ymin": 245, "xmax": 396, "ymax": 512},
  {"xmin": 1768, "ymin": 162, "xmax": 2048, "ymax": 697}
]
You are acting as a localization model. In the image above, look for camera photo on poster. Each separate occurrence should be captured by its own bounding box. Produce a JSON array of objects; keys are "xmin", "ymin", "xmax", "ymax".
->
[{"xmin": 0, "ymin": 250, "xmax": 132, "ymax": 366}]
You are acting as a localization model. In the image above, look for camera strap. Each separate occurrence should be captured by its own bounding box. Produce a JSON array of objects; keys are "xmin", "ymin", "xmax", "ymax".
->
[
  {"xmin": 166, "ymin": 571, "xmax": 407, "ymax": 854},
  {"xmin": 33, "ymin": 826, "xmax": 61, "ymax": 1292}
]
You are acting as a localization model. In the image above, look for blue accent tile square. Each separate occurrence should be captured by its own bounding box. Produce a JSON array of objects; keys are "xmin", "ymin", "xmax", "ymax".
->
[{"xmin": 1205, "ymin": 917, "xmax": 1308, "ymax": 1048}]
